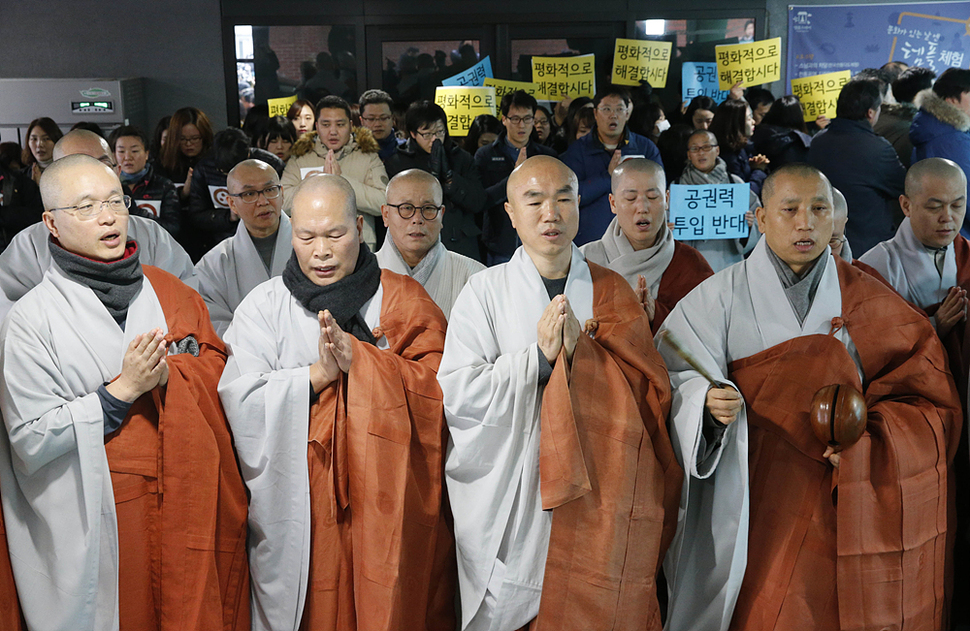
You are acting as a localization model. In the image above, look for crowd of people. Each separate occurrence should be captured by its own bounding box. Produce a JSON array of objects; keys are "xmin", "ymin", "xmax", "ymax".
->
[{"xmin": 0, "ymin": 56, "xmax": 969, "ymax": 631}]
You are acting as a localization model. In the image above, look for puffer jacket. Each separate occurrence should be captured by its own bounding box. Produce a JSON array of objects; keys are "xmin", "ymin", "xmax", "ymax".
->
[
  {"xmin": 281, "ymin": 127, "xmax": 388, "ymax": 248},
  {"xmin": 750, "ymin": 124, "xmax": 811, "ymax": 170},
  {"xmin": 125, "ymin": 164, "xmax": 180, "ymax": 237}
]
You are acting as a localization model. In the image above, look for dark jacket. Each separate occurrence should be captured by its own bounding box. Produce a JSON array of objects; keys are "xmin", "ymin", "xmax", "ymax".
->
[
  {"xmin": 751, "ymin": 125, "xmax": 812, "ymax": 170},
  {"xmin": 474, "ymin": 130, "xmax": 557, "ymax": 259},
  {"xmin": 124, "ymin": 164, "xmax": 181, "ymax": 237},
  {"xmin": 0, "ymin": 164, "xmax": 43, "ymax": 252},
  {"xmin": 808, "ymin": 118, "xmax": 906, "ymax": 255},
  {"xmin": 718, "ymin": 142, "xmax": 768, "ymax": 199},
  {"xmin": 874, "ymin": 102, "xmax": 919, "ymax": 168},
  {"xmin": 385, "ymin": 138, "xmax": 487, "ymax": 261},
  {"xmin": 910, "ymin": 89, "xmax": 970, "ymax": 237},
  {"xmin": 559, "ymin": 126, "xmax": 663, "ymax": 246},
  {"xmin": 376, "ymin": 131, "xmax": 404, "ymax": 162}
]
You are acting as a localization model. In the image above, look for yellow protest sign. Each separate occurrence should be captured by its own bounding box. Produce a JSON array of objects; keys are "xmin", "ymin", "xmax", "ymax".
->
[
  {"xmin": 714, "ymin": 37, "xmax": 782, "ymax": 90},
  {"xmin": 790, "ymin": 70, "xmax": 851, "ymax": 122},
  {"xmin": 611, "ymin": 38, "xmax": 672, "ymax": 88},
  {"xmin": 483, "ymin": 78, "xmax": 548, "ymax": 100},
  {"xmin": 268, "ymin": 94, "xmax": 297, "ymax": 118},
  {"xmin": 531, "ymin": 54, "xmax": 596, "ymax": 100},
  {"xmin": 434, "ymin": 86, "xmax": 498, "ymax": 137}
]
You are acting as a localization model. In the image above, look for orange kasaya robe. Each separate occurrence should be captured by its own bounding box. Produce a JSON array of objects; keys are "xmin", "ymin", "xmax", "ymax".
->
[
  {"xmin": 726, "ymin": 258, "xmax": 962, "ymax": 631},
  {"xmin": 650, "ymin": 241, "xmax": 714, "ymax": 334},
  {"xmin": 300, "ymin": 270, "xmax": 456, "ymax": 631},
  {"xmin": 530, "ymin": 262, "xmax": 683, "ymax": 630}
]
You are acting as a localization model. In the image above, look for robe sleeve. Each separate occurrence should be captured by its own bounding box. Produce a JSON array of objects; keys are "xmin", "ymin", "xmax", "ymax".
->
[{"xmin": 194, "ymin": 253, "xmax": 235, "ymax": 338}]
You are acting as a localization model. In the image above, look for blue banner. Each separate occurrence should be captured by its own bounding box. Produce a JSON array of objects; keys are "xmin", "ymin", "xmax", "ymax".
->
[
  {"xmin": 788, "ymin": 2, "xmax": 970, "ymax": 83},
  {"xmin": 669, "ymin": 184, "xmax": 750, "ymax": 240},
  {"xmin": 442, "ymin": 56, "xmax": 494, "ymax": 87},
  {"xmin": 682, "ymin": 62, "xmax": 730, "ymax": 104}
]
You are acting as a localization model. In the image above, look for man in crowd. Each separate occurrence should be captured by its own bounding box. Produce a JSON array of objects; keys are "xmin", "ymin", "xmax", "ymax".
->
[
  {"xmin": 440, "ymin": 155, "xmax": 682, "ymax": 630},
  {"xmin": 195, "ymin": 159, "xmax": 291, "ymax": 337},
  {"xmin": 660, "ymin": 163, "xmax": 960, "ymax": 631},
  {"xmin": 359, "ymin": 89, "xmax": 403, "ymax": 162},
  {"xmin": 0, "ymin": 154, "xmax": 250, "ymax": 630},
  {"xmin": 809, "ymin": 79, "xmax": 906, "ymax": 255},
  {"xmin": 581, "ymin": 158, "xmax": 712, "ymax": 332},
  {"xmin": 876, "ymin": 66, "xmax": 936, "ymax": 168},
  {"xmin": 376, "ymin": 169, "xmax": 484, "ymax": 319},
  {"xmin": 282, "ymin": 95, "xmax": 388, "ymax": 250},
  {"xmin": 561, "ymin": 85, "xmax": 664, "ymax": 246},
  {"xmin": 219, "ymin": 173, "xmax": 455, "ymax": 631},
  {"xmin": 474, "ymin": 90, "xmax": 557, "ymax": 265}
]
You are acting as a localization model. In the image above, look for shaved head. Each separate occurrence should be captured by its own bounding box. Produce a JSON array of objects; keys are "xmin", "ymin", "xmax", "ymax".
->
[
  {"xmin": 227, "ymin": 158, "xmax": 279, "ymax": 193},
  {"xmin": 508, "ymin": 155, "xmax": 578, "ymax": 197},
  {"xmin": 387, "ymin": 168, "xmax": 443, "ymax": 206},
  {"xmin": 901, "ymin": 157, "xmax": 967, "ymax": 248},
  {"xmin": 290, "ymin": 173, "xmax": 363, "ymax": 286},
  {"xmin": 832, "ymin": 187, "xmax": 848, "ymax": 220},
  {"xmin": 611, "ymin": 158, "xmax": 665, "ymax": 193},
  {"xmin": 905, "ymin": 157, "xmax": 967, "ymax": 196},
  {"xmin": 40, "ymin": 153, "xmax": 119, "ymax": 211},
  {"xmin": 291, "ymin": 173, "xmax": 357, "ymax": 223},
  {"xmin": 687, "ymin": 129, "xmax": 716, "ymax": 146},
  {"xmin": 761, "ymin": 163, "xmax": 833, "ymax": 206},
  {"xmin": 53, "ymin": 129, "xmax": 113, "ymax": 164}
]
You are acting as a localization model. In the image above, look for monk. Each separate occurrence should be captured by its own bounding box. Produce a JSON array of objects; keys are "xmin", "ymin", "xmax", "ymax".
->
[
  {"xmin": 439, "ymin": 155, "xmax": 682, "ymax": 631},
  {"xmin": 0, "ymin": 154, "xmax": 250, "ymax": 630},
  {"xmin": 659, "ymin": 163, "xmax": 962, "ymax": 631},
  {"xmin": 376, "ymin": 169, "xmax": 485, "ymax": 319},
  {"xmin": 195, "ymin": 159, "xmax": 292, "ymax": 336},
  {"xmin": 218, "ymin": 173, "xmax": 455, "ymax": 631},
  {"xmin": 581, "ymin": 158, "xmax": 712, "ymax": 332}
]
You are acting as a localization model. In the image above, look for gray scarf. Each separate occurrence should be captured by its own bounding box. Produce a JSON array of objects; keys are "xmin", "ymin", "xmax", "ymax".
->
[
  {"xmin": 48, "ymin": 237, "xmax": 143, "ymax": 323},
  {"xmin": 678, "ymin": 156, "xmax": 731, "ymax": 185},
  {"xmin": 766, "ymin": 245, "xmax": 827, "ymax": 325},
  {"xmin": 385, "ymin": 237, "xmax": 443, "ymax": 286}
]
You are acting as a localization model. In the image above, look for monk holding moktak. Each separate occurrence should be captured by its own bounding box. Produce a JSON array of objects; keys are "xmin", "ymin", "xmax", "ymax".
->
[
  {"xmin": 218, "ymin": 173, "xmax": 455, "ymax": 630},
  {"xmin": 660, "ymin": 163, "xmax": 962, "ymax": 631},
  {"xmin": 0, "ymin": 154, "xmax": 250, "ymax": 630},
  {"xmin": 440, "ymin": 155, "xmax": 682, "ymax": 631}
]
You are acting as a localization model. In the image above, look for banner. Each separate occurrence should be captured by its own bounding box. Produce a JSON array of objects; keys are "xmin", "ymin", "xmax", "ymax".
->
[
  {"xmin": 682, "ymin": 62, "xmax": 730, "ymax": 104},
  {"xmin": 611, "ymin": 38, "xmax": 672, "ymax": 88},
  {"xmin": 442, "ymin": 56, "xmax": 494, "ymax": 87},
  {"xmin": 790, "ymin": 70, "xmax": 851, "ymax": 122},
  {"xmin": 532, "ymin": 54, "xmax": 596, "ymax": 99},
  {"xmin": 434, "ymin": 86, "xmax": 498, "ymax": 136},
  {"xmin": 135, "ymin": 199, "xmax": 161, "ymax": 218},
  {"xmin": 208, "ymin": 185, "xmax": 230, "ymax": 209},
  {"xmin": 715, "ymin": 37, "xmax": 782, "ymax": 89},
  {"xmin": 483, "ymin": 78, "xmax": 548, "ymax": 99},
  {"xmin": 268, "ymin": 95, "xmax": 297, "ymax": 118},
  {"xmin": 789, "ymin": 2, "xmax": 970, "ymax": 82},
  {"xmin": 669, "ymin": 183, "xmax": 750, "ymax": 240}
]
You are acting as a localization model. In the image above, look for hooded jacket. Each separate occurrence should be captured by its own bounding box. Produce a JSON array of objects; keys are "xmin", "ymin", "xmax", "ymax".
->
[
  {"xmin": 874, "ymin": 101, "xmax": 919, "ymax": 167},
  {"xmin": 750, "ymin": 124, "xmax": 811, "ymax": 169},
  {"xmin": 281, "ymin": 127, "xmax": 389, "ymax": 248}
]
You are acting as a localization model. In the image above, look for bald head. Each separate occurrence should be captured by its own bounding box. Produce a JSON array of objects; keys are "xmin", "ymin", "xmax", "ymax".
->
[
  {"xmin": 832, "ymin": 187, "xmax": 848, "ymax": 220},
  {"xmin": 508, "ymin": 155, "xmax": 578, "ymax": 197},
  {"xmin": 687, "ymin": 129, "xmax": 716, "ymax": 146},
  {"xmin": 40, "ymin": 154, "xmax": 120, "ymax": 211},
  {"xmin": 611, "ymin": 158, "xmax": 666, "ymax": 193},
  {"xmin": 386, "ymin": 169, "xmax": 443, "ymax": 206},
  {"xmin": 290, "ymin": 173, "xmax": 363, "ymax": 287},
  {"xmin": 761, "ymin": 163, "xmax": 833, "ymax": 206},
  {"xmin": 291, "ymin": 173, "xmax": 357, "ymax": 223},
  {"xmin": 52, "ymin": 129, "xmax": 113, "ymax": 164},
  {"xmin": 227, "ymin": 158, "xmax": 280, "ymax": 193},
  {"xmin": 901, "ymin": 157, "xmax": 967, "ymax": 248},
  {"xmin": 905, "ymin": 157, "xmax": 967, "ymax": 196}
]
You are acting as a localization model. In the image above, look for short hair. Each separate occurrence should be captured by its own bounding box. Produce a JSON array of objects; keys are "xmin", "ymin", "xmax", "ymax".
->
[
  {"xmin": 761, "ymin": 163, "xmax": 833, "ymax": 205},
  {"xmin": 22, "ymin": 117, "xmax": 64, "ymax": 167},
  {"xmin": 286, "ymin": 99, "xmax": 315, "ymax": 121},
  {"xmin": 500, "ymin": 90, "xmax": 538, "ymax": 117},
  {"xmin": 386, "ymin": 168, "xmax": 444, "ymax": 205},
  {"xmin": 836, "ymin": 79, "xmax": 883, "ymax": 120},
  {"xmin": 316, "ymin": 95, "xmax": 352, "ymax": 120},
  {"xmin": 709, "ymin": 99, "xmax": 750, "ymax": 151},
  {"xmin": 359, "ymin": 89, "xmax": 393, "ymax": 110},
  {"xmin": 593, "ymin": 84, "xmax": 632, "ymax": 108},
  {"xmin": 254, "ymin": 116, "xmax": 297, "ymax": 150},
  {"xmin": 687, "ymin": 129, "xmax": 717, "ymax": 147},
  {"xmin": 933, "ymin": 68, "xmax": 970, "ymax": 100},
  {"xmin": 405, "ymin": 100, "xmax": 449, "ymax": 138},
  {"xmin": 853, "ymin": 68, "xmax": 893, "ymax": 98},
  {"xmin": 107, "ymin": 125, "xmax": 150, "ymax": 153},
  {"xmin": 40, "ymin": 154, "xmax": 116, "ymax": 211},
  {"xmin": 893, "ymin": 67, "xmax": 936, "ymax": 103},
  {"xmin": 611, "ymin": 157, "xmax": 666, "ymax": 192},
  {"xmin": 211, "ymin": 128, "xmax": 252, "ymax": 173},
  {"xmin": 745, "ymin": 87, "xmax": 774, "ymax": 111},
  {"xmin": 880, "ymin": 61, "xmax": 909, "ymax": 84},
  {"xmin": 464, "ymin": 114, "xmax": 502, "ymax": 153},
  {"xmin": 905, "ymin": 157, "xmax": 967, "ymax": 195},
  {"xmin": 760, "ymin": 95, "xmax": 808, "ymax": 133}
]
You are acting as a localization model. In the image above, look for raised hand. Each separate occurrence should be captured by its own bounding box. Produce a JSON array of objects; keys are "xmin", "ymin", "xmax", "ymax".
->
[
  {"xmin": 310, "ymin": 311, "xmax": 341, "ymax": 393},
  {"xmin": 635, "ymin": 274, "xmax": 656, "ymax": 320},
  {"xmin": 322, "ymin": 310, "xmax": 353, "ymax": 373},
  {"xmin": 937, "ymin": 286, "xmax": 968, "ymax": 338},
  {"xmin": 107, "ymin": 328, "xmax": 168, "ymax": 402},
  {"xmin": 537, "ymin": 296, "xmax": 566, "ymax": 364},
  {"xmin": 607, "ymin": 150, "xmax": 623, "ymax": 176},
  {"xmin": 514, "ymin": 147, "xmax": 527, "ymax": 169},
  {"xmin": 561, "ymin": 297, "xmax": 582, "ymax": 363}
]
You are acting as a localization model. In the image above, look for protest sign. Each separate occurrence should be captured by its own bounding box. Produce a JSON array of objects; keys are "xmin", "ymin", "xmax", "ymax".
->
[
  {"xmin": 442, "ymin": 56, "xmax": 494, "ymax": 87},
  {"xmin": 268, "ymin": 95, "xmax": 297, "ymax": 117},
  {"xmin": 790, "ymin": 70, "xmax": 851, "ymax": 122},
  {"xmin": 483, "ymin": 78, "xmax": 547, "ymax": 99},
  {"xmin": 682, "ymin": 62, "xmax": 730, "ymax": 104},
  {"xmin": 669, "ymin": 183, "xmax": 750, "ymax": 240},
  {"xmin": 611, "ymin": 38, "xmax": 672, "ymax": 88},
  {"xmin": 715, "ymin": 37, "xmax": 782, "ymax": 89},
  {"xmin": 532, "ymin": 54, "xmax": 596, "ymax": 99},
  {"xmin": 434, "ymin": 86, "xmax": 498, "ymax": 136}
]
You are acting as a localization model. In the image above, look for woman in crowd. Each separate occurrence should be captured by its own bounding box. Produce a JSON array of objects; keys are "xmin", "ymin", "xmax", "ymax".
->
[
  {"xmin": 20, "ymin": 117, "xmax": 63, "ymax": 185},
  {"xmin": 157, "ymin": 106, "xmax": 214, "ymax": 203},
  {"xmin": 709, "ymin": 98, "xmax": 769, "ymax": 197},
  {"xmin": 151, "ymin": 116, "xmax": 171, "ymax": 165},
  {"xmin": 549, "ymin": 96, "xmax": 593, "ymax": 153},
  {"xmin": 286, "ymin": 99, "xmax": 316, "ymax": 137},
  {"xmin": 463, "ymin": 114, "xmax": 502, "ymax": 154},
  {"xmin": 109, "ymin": 125, "xmax": 181, "ymax": 237},
  {"xmin": 532, "ymin": 105, "xmax": 554, "ymax": 145},
  {"xmin": 254, "ymin": 116, "xmax": 298, "ymax": 163},
  {"xmin": 750, "ymin": 95, "xmax": 812, "ymax": 169},
  {"xmin": 684, "ymin": 95, "xmax": 717, "ymax": 130}
]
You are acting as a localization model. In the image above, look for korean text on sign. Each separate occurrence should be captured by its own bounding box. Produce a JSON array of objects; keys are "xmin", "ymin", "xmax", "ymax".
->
[
  {"xmin": 531, "ymin": 54, "xmax": 596, "ymax": 99},
  {"xmin": 441, "ymin": 56, "xmax": 494, "ymax": 88},
  {"xmin": 790, "ymin": 70, "xmax": 850, "ymax": 122},
  {"xmin": 682, "ymin": 62, "xmax": 730, "ymax": 104},
  {"xmin": 483, "ymin": 78, "xmax": 548, "ymax": 99},
  {"xmin": 714, "ymin": 37, "xmax": 782, "ymax": 90},
  {"xmin": 611, "ymin": 38, "xmax": 672, "ymax": 88},
  {"xmin": 434, "ymin": 86, "xmax": 498, "ymax": 137},
  {"xmin": 268, "ymin": 95, "xmax": 297, "ymax": 118},
  {"xmin": 669, "ymin": 183, "xmax": 750, "ymax": 240}
]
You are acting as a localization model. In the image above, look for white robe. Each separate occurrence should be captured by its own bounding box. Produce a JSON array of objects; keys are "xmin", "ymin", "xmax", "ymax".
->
[
  {"xmin": 657, "ymin": 238, "xmax": 861, "ymax": 631},
  {"xmin": 217, "ymin": 277, "xmax": 386, "ymax": 631},
  {"xmin": 0, "ymin": 216, "xmax": 196, "ymax": 322},
  {"xmin": 376, "ymin": 237, "xmax": 485, "ymax": 320},
  {"xmin": 438, "ymin": 245, "xmax": 594, "ymax": 631},
  {"xmin": 580, "ymin": 217, "xmax": 675, "ymax": 294},
  {"xmin": 195, "ymin": 214, "xmax": 293, "ymax": 337},
  {"xmin": 858, "ymin": 216, "xmax": 958, "ymax": 309},
  {"xmin": 0, "ymin": 263, "xmax": 169, "ymax": 631}
]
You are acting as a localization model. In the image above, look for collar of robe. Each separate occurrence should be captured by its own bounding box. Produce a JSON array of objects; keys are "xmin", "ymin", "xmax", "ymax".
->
[
  {"xmin": 384, "ymin": 236, "xmax": 443, "ymax": 286},
  {"xmin": 282, "ymin": 243, "xmax": 381, "ymax": 345},
  {"xmin": 48, "ymin": 236, "xmax": 143, "ymax": 322},
  {"xmin": 765, "ymin": 244, "xmax": 827, "ymax": 326}
]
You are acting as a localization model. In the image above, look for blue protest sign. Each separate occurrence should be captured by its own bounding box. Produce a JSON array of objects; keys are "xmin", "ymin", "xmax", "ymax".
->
[
  {"xmin": 682, "ymin": 62, "xmax": 729, "ymax": 104},
  {"xmin": 669, "ymin": 183, "xmax": 750, "ymax": 240},
  {"xmin": 442, "ymin": 56, "xmax": 494, "ymax": 87}
]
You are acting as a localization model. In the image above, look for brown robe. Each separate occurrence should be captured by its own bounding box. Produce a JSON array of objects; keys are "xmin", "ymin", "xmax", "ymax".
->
[
  {"xmin": 300, "ymin": 270, "xmax": 456, "ymax": 630},
  {"xmin": 532, "ymin": 262, "xmax": 683, "ymax": 630},
  {"xmin": 0, "ymin": 505, "xmax": 24, "ymax": 630},
  {"xmin": 650, "ymin": 241, "xmax": 714, "ymax": 333},
  {"xmin": 726, "ymin": 258, "xmax": 961, "ymax": 631}
]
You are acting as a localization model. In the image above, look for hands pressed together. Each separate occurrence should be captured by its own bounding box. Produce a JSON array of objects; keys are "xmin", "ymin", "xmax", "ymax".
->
[
  {"xmin": 936, "ymin": 286, "xmax": 968, "ymax": 338},
  {"xmin": 635, "ymin": 274, "xmax": 656, "ymax": 321},
  {"xmin": 537, "ymin": 295, "xmax": 582, "ymax": 365},
  {"xmin": 310, "ymin": 310, "xmax": 354, "ymax": 393},
  {"xmin": 107, "ymin": 328, "xmax": 169, "ymax": 402}
]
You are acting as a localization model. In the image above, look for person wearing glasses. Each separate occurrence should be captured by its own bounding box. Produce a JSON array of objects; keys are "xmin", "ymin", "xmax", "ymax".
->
[
  {"xmin": 359, "ymin": 89, "xmax": 404, "ymax": 163},
  {"xmin": 0, "ymin": 153, "xmax": 251, "ymax": 630},
  {"xmin": 561, "ymin": 84, "xmax": 664, "ymax": 246},
  {"xmin": 194, "ymin": 159, "xmax": 291, "ymax": 337},
  {"xmin": 385, "ymin": 100, "xmax": 487, "ymax": 262},
  {"xmin": 376, "ymin": 169, "xmax": 484, "ymax": 319},
  {"xmin": 474, "ymin": 90, "xmax": 557, "ymax": 266}
]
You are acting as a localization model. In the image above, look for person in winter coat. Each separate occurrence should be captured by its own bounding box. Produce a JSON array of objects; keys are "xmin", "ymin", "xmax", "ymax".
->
[
  {"xmin": 0, "ymin": 159, "xmax": 43, "ymax": 252},
  {"xmin": 385, "ymin": 100, "xmax": 487, "ymax": 261},
  {"xmin": 281, "ymin": 95, "xmax": 388, "ymax": 250},
  {"xmin": 750, "ymin": 95, "xmax": 812, "ymax": 169},
  {"xmin": 910, "ymin": 68, "xmax": 970, "ymax": 237},
  {"xmin": 109, "ymin": 125, "xmax": 181, "ymax": 237},
  {"xmin": 709, "ymin": 98, "xmax": 769, "ymax": 199},
  {"xmin": 875, "ymin": 66, "xmax": 936, "ymax": 168}
]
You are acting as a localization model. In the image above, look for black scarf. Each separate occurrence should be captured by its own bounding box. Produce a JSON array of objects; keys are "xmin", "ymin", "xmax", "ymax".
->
[
  {"xmin": 282, "ymin": 243, "xmax": 381, "ymax": 345},
  {"xmin": 48, "ymin": 237, "xmax": 143, "ymax": 322}
]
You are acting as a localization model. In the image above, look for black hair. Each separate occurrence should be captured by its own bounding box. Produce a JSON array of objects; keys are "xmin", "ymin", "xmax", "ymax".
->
[
  {"xmin": 893, "ymin": 67, "xmax": 936, "ymax": 104},
  {"xmin": 463, "ymin": 114, "xmax": 502, "ymax": 153},
  {"xmin": 684, "ymin": 96, "xmax": 717, "ymax": 127},
  {"xmin": 836, "ymin": 79, "xmax": 883, "ymax": 120},
  {"xmin": 255, "ymin": 116, "xmax": 298, "ymax": 150},
  {"xmin": 880, "ymin": 61, "xmax": 909, "ymax": 84},
  {"xmin": 107, "ymin": 125, "xmax": 150, "ymax": 153},
  {"xmin": 151, "ymin": 116, "xmax": 170, "ymax": 159},
  {"xmin": 405, "ymin": 100, "xmax": 449, "ymax": 139},
  {"xmin": 212, "ymin": 128, "xmax": 252, "ymax": 173},
  {"xmin": 853, "ymin": 68, "xmax": 893, "ymax": 98},
  {"xmin": 760, "ymin": 95, "xmax": 808, "ymax": 133},
  {"xmin": 709, "ymin": 98, "xmax": 750, "ymax": 151},
  {"xmin": 500, "ymin": 90, "xmax": 538, "ymax": 117},
  {"xmin": 745, "ymin": 87, "xmax": 775, "ymax": 112},
  {"xmin": 933, "ymin": 68, "xmax": 970, "ymax": 100},
  {"xmin": 656, "ymin": 123, "xmax": 694, "ymax": 184},
  {"xmin": 592, "ymin": 84, "xmax": 632, "ymax": 108},
  {"xmin": 316, "ymin": 95, "xmax": 352, "ymax": 120},
  {"xmin": 359, "ymin": 89, "xmax": 394, "ymax": 109}
]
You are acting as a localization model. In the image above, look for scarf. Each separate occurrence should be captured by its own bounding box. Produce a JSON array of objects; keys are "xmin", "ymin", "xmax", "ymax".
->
[
  {"xmin": 119, "ymin": 165, "xmax": 150, "ymax": 184},
  {"xmin": 48, "ymin": 237, "xmax": 143, "ymax": 322},
  {"xmin": 384, "ymin": 236, "xmax": 443, "ymax": 286},
  {"xmin": 597, "ymin": 217, "xmax": 675, "ymax": 293},
  {"xmin": 36, "ymin": 157, "xmax": 53, "ymax": 170},
  {"xmin": 282, "ymin": 243, "xmax": 382, "ymax": 345},
  {"xmin": 678, "ymin": 156, "xmax": 731, "ymax": 185},
  {"xmin": 765, "ymin": 245, "xmax": 827, "ymax": 326}
]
